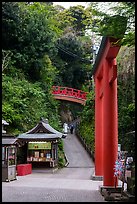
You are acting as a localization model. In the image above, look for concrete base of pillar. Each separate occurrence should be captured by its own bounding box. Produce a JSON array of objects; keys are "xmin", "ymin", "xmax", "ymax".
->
[{"xmin": 99, "ymin": 185, "xmax": 134, "ymax": 202}]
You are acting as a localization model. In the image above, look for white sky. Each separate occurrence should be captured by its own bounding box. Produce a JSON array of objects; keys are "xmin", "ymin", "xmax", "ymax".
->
[{"xmin": 53, "ymin": 2, "xmax": 90, "ymax": 9}]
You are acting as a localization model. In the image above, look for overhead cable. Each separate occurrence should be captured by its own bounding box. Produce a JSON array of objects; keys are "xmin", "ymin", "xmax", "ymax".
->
[{"xmin": 56, "ymin": 44, "xmax": 91, "ymax": 63}]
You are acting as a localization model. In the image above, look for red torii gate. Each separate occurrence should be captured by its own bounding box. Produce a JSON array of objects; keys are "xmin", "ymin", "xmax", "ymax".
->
[{"xmin": 92, "ymin": 36, "xmax": 122, "ymax": 187}]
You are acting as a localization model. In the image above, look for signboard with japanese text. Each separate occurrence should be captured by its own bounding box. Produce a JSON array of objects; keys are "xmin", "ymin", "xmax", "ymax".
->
[{"xmin": 28, "ymin": 142, "xmax": 51, "ymax": 150}]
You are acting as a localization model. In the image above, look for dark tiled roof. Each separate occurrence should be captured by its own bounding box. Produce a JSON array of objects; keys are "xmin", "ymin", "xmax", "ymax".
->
[
  {"xmin": 25, "ymin": 118, "xmax": 63, "ymax": 135},
  {"xmin": 41, "ymin": 121, "xmax": 62, "ymax": 134},
  {"xmin": 17, "ymin": 118, "xmax": 63, "ymax": 140},
  {"xmin": 2, "ymin": 138, "xmax": 18, "ymax": 145}
]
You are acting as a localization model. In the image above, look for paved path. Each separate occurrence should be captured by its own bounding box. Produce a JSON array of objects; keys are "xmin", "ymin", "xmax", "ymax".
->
[{"xmin": 2, "ymin": 133, "xmax": 106, "ymax": 202}]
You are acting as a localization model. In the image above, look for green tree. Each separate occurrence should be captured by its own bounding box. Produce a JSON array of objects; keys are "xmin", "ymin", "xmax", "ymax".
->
[
  {"xmin": 89, "ymin": 2, "xmax": 135, "ymax": 46},
  {"xmin": 2, "ymin": 2, "xmax": 61, "ymax": 81},
  {"xmin": 52, "ymin": 4, "xmax": 93, "ymax": 90},
  {"xmin": 2, "ymin": 2, "xmax": 21, "ymax": 50},
  {"xmin": 68, "ymin": 5, "xmax": 92, "ymax": 36},
  {"xmin": 55, "ymin": 31, "xmax": 91, "ymax": 89}
]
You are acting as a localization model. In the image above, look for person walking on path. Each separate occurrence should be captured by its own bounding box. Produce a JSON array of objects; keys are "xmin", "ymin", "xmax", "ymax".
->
[{"xmin": 70, "ymin": 124, "xmax": 74, "ymax": 134}]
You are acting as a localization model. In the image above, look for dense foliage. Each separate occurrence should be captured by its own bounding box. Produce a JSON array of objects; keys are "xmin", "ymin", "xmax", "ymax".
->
[
  {"xmin": 2, "ymin": 72, "xmax": 61, "ymax": 134},
  {"xmin": 2, "ymin": 2, "xmax": 62, "ymax": 134},
  {"xmin": 90, "ymin": 2, "xmax": 135, "ymax": 46},
  {"xmin": 117, "ymin": 46, "xmax": 135, "ymax": 158},
  {"xmin": 77, "ymin": 91, "xmax": 95, "ymax": 154}
]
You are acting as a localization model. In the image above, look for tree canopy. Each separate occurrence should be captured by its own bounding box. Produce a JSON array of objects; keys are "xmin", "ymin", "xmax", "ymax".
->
[{"xmin": 89, "ymin": 2, "xmax": 135, "ymax": 46}]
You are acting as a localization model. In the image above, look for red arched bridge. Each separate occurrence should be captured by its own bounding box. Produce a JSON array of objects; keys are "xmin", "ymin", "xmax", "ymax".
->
[{"xmin": 52, "ymin": 86, "xmax": 88, "ymax": 105}]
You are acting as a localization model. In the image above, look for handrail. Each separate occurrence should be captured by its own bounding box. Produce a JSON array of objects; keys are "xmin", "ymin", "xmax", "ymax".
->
[{"xmin": 52, "ymin": 86, "xmax": 88, "ymax": 101}]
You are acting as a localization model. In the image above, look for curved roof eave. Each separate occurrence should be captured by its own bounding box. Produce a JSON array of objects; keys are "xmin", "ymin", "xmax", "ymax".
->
[
  {"xmin": 26, "ymin": 119, "xmax": 63, "ymax": 135},
  {"xmin": 17, "ymin": 118, "xmax": 63, "ymax": 139},
  {"xmin": 17, "ymin": 133, "xmax": 62, "ymax": 140}
]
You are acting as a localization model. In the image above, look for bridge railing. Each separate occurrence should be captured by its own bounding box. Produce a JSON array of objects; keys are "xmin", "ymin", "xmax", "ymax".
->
[{"xmin": 52, "ymin": 86, "xmax": 88, "ymax": 101}]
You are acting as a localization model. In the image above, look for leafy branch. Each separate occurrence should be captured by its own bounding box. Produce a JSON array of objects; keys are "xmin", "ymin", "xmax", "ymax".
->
[{"xmin": 2, "ymin": 50, "xmax": 13, "ymax": 72}]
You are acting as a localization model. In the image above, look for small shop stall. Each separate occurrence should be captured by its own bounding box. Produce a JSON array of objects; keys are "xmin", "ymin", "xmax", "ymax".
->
[
  {"xmin": 2, "ymin": 120, "xmax": 19, "ymax": 182},
  {"xmin": 17, "ymin": 118, "xmax": 63, "ymax": 171}
]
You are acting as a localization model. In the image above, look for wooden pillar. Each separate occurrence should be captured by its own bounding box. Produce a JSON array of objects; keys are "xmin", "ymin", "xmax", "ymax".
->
[
  {"xmin": 94, "ymin": 68, "xmax": 103, "ymax": 176},
  {"xmin": 103, "ymin": 58, "xmax": 118, "ymax": 186}
]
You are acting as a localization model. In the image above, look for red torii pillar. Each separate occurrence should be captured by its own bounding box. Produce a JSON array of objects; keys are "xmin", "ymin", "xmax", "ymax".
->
[{"xmin": 93, "ymin": 37, "xmax": 121, "ymax": 186}]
